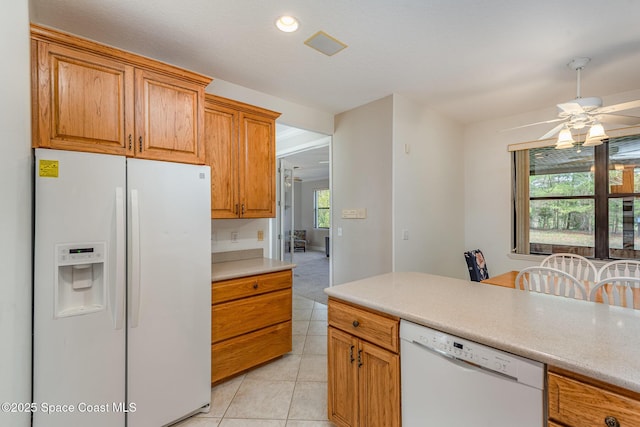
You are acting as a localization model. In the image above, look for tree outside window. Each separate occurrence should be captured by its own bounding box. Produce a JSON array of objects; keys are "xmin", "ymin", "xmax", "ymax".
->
[{"xmin": 314, "ymin": 189, "xmax": 330, "ymax": 229}]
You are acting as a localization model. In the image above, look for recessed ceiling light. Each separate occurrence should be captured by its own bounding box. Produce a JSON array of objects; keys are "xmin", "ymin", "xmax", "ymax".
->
[{"xmin": 275, "ymin": 16, "xmax": 299, "ymax": 33}]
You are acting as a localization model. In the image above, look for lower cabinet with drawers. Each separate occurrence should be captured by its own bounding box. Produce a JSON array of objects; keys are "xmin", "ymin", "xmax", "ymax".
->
[
  {"xmin": 548, "ymin": 366, "xmax": 640, "ymax": 427},
  {"xmin": 327, "ymin": 298, "xmax": 400, "ymax": 427},
  {"xmin": 211, "ymin": 269, "xmax": 292, "ymax": 384}
]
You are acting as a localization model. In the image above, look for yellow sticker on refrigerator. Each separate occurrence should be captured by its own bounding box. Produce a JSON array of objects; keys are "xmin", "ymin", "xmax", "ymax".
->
[{"xmin": 39, "ymin": 160, "xmax": 59, "ymax": 178}]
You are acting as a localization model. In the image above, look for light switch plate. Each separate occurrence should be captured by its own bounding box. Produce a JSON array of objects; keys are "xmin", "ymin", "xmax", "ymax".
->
[{"xmin": 342, "ymin": 209, "xmax": 357, "ymax": 219}]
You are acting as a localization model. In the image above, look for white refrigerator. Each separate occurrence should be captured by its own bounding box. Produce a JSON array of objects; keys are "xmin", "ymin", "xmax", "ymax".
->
[{"xmin": 33, "ymin": 149, "xmax": 211, "ymax": 427}]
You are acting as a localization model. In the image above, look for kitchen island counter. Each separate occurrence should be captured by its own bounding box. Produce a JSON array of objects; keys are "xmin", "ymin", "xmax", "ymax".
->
[{"xmin": 325, "ymin": 271, "xmax": 640, "ymax": 393}]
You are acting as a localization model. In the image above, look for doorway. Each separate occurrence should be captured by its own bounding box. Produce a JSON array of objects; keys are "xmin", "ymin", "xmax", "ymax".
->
[{"xmin": 275, "ymin": 124, "xmax": 331, "ymax": 304}]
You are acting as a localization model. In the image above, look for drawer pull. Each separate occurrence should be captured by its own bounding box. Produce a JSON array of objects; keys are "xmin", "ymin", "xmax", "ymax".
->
[
  {"xmin": 352, "ymin": 320, "xmax": 360, "ymax": 327},
  {"xmin": 253, "ymin": 283, "xmax": 259, "ymax": 290},
  {"xmin": 605, "ymin": 416, "xmax": 620, "ymax": 427}
]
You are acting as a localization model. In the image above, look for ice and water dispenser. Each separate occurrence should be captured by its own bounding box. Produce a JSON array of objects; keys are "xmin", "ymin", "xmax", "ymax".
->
[{"xmin": 54, "ymin": 242, "xmax": 106, "ymax": 317}]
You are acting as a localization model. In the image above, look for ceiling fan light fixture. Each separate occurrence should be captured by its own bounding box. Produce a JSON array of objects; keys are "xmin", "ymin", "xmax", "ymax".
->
[
  {"xmin": 556, "ymin": 127, "xmax": 575, "ymax": 149},
  {"xmin": 583, "ymin": 122, "xmax": 608, "ymax": 146},
  {"xmin": 275, "ymin": 15, "xmax": 299, "ymax": 32}
]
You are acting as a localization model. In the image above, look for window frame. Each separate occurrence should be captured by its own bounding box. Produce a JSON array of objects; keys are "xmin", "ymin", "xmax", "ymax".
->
[
  {"xmin": 314, "ymin": 188, "xmax": 330, "ymax": 229},
  {"xmin": 510, "ymin": 126, "xmax": 640, "ymax": 261}
]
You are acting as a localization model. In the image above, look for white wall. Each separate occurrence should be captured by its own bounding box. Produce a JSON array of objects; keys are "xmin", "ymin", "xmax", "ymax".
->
[
  {"xmin": 300, "ymin": 179, "xmax": 330, "ymax": 250},
  {"xmin": 463, "ymin": 88, "xmax": 640, "ymax": 277},
  {"xmin": 211, "ymin": 218, "xmax": 272, "ymax": 256},
  {"xmin": 392, "ymin": 95, "xmax": 466, "ymax": 278},
  {"xmin": 207, "ymin": 79, "xmax": 334, "ymax": 136},
  {"xmin": 0, "ymin": 2, "xmax": 32, "ymax": 426},
  {"xmin": 333, "ymin": 96, "xmax": 394, "ymax": 284}
]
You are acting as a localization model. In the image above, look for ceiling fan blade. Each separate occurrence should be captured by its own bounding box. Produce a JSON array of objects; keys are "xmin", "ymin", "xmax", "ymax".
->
[
  {"xmin": 557, "ymin": 102, "xmax": 584, "ymax": 115},
  {"xmin": 598, "ymin": 113, "xmax": 640, "ymax": 126},
  {"xmin": 595, "ymin": 99, "xmax": 640, "ymax": 114},
  {"xmin": 539, "ymin": 123, "xmax": 566, "ymax": 140},
  {"xmin": 501, "ymin": 117, "xmax": 566, "ymax": 132}
]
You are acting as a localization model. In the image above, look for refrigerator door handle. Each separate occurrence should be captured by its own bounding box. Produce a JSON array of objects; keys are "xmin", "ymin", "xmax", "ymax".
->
[
  {"xmin": 114, "ymin": 187, "xmax": 126, "ymax": 330},
  {"xmin": 130, "ymin": 188, "xmax": 142, "ymax": 328}
]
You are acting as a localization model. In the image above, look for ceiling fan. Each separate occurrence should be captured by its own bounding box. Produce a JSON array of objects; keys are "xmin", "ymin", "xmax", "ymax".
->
[{"xmin": 508, "ymin": 57, "xmax": 640, "ymax": 148}]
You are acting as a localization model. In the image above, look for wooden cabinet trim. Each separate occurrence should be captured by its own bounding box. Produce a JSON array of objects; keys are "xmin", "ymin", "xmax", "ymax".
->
[
  {"xmin": 31, "ymin": 23, "xmax": 211, "ymax": 86},
  {"xmin": 212, "ymin": 269, "xmax": 292, "ymax": 304},
  {"xmin": 548, "ymin": 365, "xmax": 640, "ymax": 401},
  {"xmin": 548, "ymin": 370, "xmax": 640, "ymax": 427},
  {"xmin": 211, "ymin": 321, "xmax": 292, "ymax": 385},
  {"xmin": 328, "ymin": 298, "xmax": 399, "ymax": 353},
  {"xmin": 212, "ymin": 288, "xmax": 292, "ymax": 342},
  {"xmin": 204, "ymin": 93, "xmax": 280, "ymax": 120},
  {"xmin": 33, "ymin": 40, "xmax": 134, "ymax": 154}
]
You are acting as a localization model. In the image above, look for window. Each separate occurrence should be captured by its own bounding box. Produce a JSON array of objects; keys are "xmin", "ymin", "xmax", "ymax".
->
[
  {"xmin": 513, "ymin": 133, "xmax": 640, "ymax": 260},
  {"xmin": 314, "ymin": 189, "xmax": 330, "ymax": 229}
]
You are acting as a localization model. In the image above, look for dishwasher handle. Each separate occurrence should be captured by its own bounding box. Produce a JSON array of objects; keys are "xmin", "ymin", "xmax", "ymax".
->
[{"xmin": 410, "ymin": 339, "xmax": 518, "ymax": 383}]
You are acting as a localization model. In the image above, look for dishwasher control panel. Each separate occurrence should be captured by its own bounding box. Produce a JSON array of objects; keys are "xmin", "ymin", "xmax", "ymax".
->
[
  {"xmin": 412, "ymin": 327, "xmax": 517, "ymax": 378},
  {"xmin": 400, "ymin": 319, "xmax": 544, "ymax": 388}
]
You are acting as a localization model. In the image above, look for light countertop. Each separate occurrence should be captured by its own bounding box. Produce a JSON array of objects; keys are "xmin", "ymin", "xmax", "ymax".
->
[
  {"xmin": 211, "ymin": 257, "xmax": 295, "ymax": 282},
  {"xmin": 325, "ymin": 271, "xmax": 640, "ymax": 392}
]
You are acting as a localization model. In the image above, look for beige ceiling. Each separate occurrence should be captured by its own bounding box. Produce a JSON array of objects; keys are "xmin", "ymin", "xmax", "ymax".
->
[{"xmin": 30, "ymin": 0, "xmax": 640, "ymax": 125}]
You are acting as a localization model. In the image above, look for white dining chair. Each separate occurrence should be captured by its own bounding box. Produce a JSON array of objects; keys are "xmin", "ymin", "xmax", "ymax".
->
[
  {"xmin": 515, "ymin": 266, "xmax": 587, "ymax": 300},
  {"xmin": 589, "ymin": 276, "xmax": 640, "ymax": 309},
  {"xmin": 597, "ymin": 260, "xmax": 640, "ymax": 280},
  {"xmin": 540, "ymin": 253, "xmax": 598, "ymax": 283}
]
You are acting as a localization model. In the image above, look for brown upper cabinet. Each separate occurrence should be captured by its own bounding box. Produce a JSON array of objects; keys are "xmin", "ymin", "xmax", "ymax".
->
[
  {"xmin": 204, "ymin": 94, "xmax": 281, "ymax": 219},
  {"xmin": 30, "ymin": 24, "xmax": 211, "ymax": 165}
]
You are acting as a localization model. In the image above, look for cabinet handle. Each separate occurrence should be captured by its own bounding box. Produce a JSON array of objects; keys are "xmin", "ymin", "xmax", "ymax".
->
[
  {"xmin": 352, "ymin": 320, "xmax": 360, "ymax": 328},
  {"xmin": 357, "ymin": 349, "xmax": 363, "ymax": 367},
  {"xmin": 605, "ymin": 416, "xmax": 620, "ymax": 427},
  {"xmin": 349, "ymin": 345, "xmax": 355, "ymax": 363},
  {"xmin": 128, "ymin": 134, "xmax": 132, "ymax": 151},
  {"xmin": 139, "ymin": 136, "xmax": 143, "ymax": 152},
  {"xmin": 242, "ymin": 204, "xmax": 245, "ymax": 215},
  {"xmin": 235, "ymin": 204, "xmax": 239, "ymax": 215},
  {"xmin": 253, "ymin": 282, "xmax": 258, "ymax": 290}
]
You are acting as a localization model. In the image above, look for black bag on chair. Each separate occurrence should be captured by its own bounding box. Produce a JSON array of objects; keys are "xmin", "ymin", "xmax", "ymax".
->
[{"xmin": 464, "ymin": 249, "xmax": 489, "ymax": 282}]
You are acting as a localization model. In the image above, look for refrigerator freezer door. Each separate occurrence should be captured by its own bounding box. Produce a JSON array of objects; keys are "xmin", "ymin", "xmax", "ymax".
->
[
  {"xmin": 33, "ymin": 149, "xmax": 126, "ymax": 427},
  {"xmin": 126, "ymin": 159, "xmax": 211, "ymax": 427}
]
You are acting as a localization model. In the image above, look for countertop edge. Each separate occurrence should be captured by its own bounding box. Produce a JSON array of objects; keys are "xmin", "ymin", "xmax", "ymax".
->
[
  {"xmin": 212, "ymin": 258, "xmax": 295, "ymax": 282},
  {"xmin": 325, "ymin": 272, "xmax": 640, "ymax": 393}
]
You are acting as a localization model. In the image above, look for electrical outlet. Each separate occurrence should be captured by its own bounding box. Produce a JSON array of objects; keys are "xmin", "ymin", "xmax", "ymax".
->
[
  {"xmin": 231, "ymin": 231, "xmax": 238, "ymax": 243},
  {"xmin": 257, "ymin": 230, "xmax": 264, "ymax": 241}
]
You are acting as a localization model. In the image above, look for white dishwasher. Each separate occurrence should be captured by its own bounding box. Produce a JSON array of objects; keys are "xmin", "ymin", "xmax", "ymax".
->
[{"xmin": 400, "ymin": 320, "xmax": 544, "ymax": 427}]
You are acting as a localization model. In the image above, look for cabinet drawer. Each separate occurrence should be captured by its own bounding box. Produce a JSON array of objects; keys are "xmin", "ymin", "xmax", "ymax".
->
[
  {"xmin": 211, "ymin": 321, "xmax": 292, "ymax": 384},
  {"xmin": 548, "ymin": 372, "xmax": 640, "ymax": 427},
  {"xmin": 212, "ymin": 288, "xmax": 291, "ymax": 343},
  {"xmin": 212, "ymin": 269, "xmax": 292, "ymax": 304},
  {"xmin": 328, "ymin": 298, "xmax": 399, "ymax": 353}
]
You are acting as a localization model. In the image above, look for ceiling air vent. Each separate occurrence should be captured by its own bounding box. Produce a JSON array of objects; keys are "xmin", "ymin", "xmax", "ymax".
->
[{"xmin": 304, "ymin": 31, "xmax": 348, "ymax": 56}]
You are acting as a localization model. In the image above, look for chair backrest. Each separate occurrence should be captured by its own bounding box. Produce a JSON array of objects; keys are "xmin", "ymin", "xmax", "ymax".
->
[
  {"xmin": 464, "ymin": 249, "xmax": 489, "ymax": 282},
  {"xmin": 540, "ymin": 253, "xmax": 597, "ymax": 283},
  {"xmin": 515, "ymin": 266, "xmax": 587, "ymax": 299},
  {"xmin": 294, "ymin": 230, "xmax": 306, "ymax": 240},
  {"xmin": 589, "ymin": 276, "xmax": 640, "ymax": 309},
  {"xmin": 597, "ymin": 260, "xmax": 640, "ymax": 280}
]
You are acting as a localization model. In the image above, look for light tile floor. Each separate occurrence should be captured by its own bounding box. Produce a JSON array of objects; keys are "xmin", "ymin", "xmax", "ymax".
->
[{"xmin": 175, "ymin": 294, "xmax": 334, "ymax": 427}]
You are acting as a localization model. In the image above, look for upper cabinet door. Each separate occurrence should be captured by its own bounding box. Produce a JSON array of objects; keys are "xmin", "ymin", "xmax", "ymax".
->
[
  {"xmin": 33, "ymin": 41, "xmax": 134, "ymax": 155},
  {"xmin": 134, "ymin": 69, "xmax": 205, "ymax": 164},
  {"xmin": 204, "ymin": 105, "xmax": 239, "ymax": 218},
  {"xmin": 239, "ymin": 112, "xmax": 276, "ymax": 218}
]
